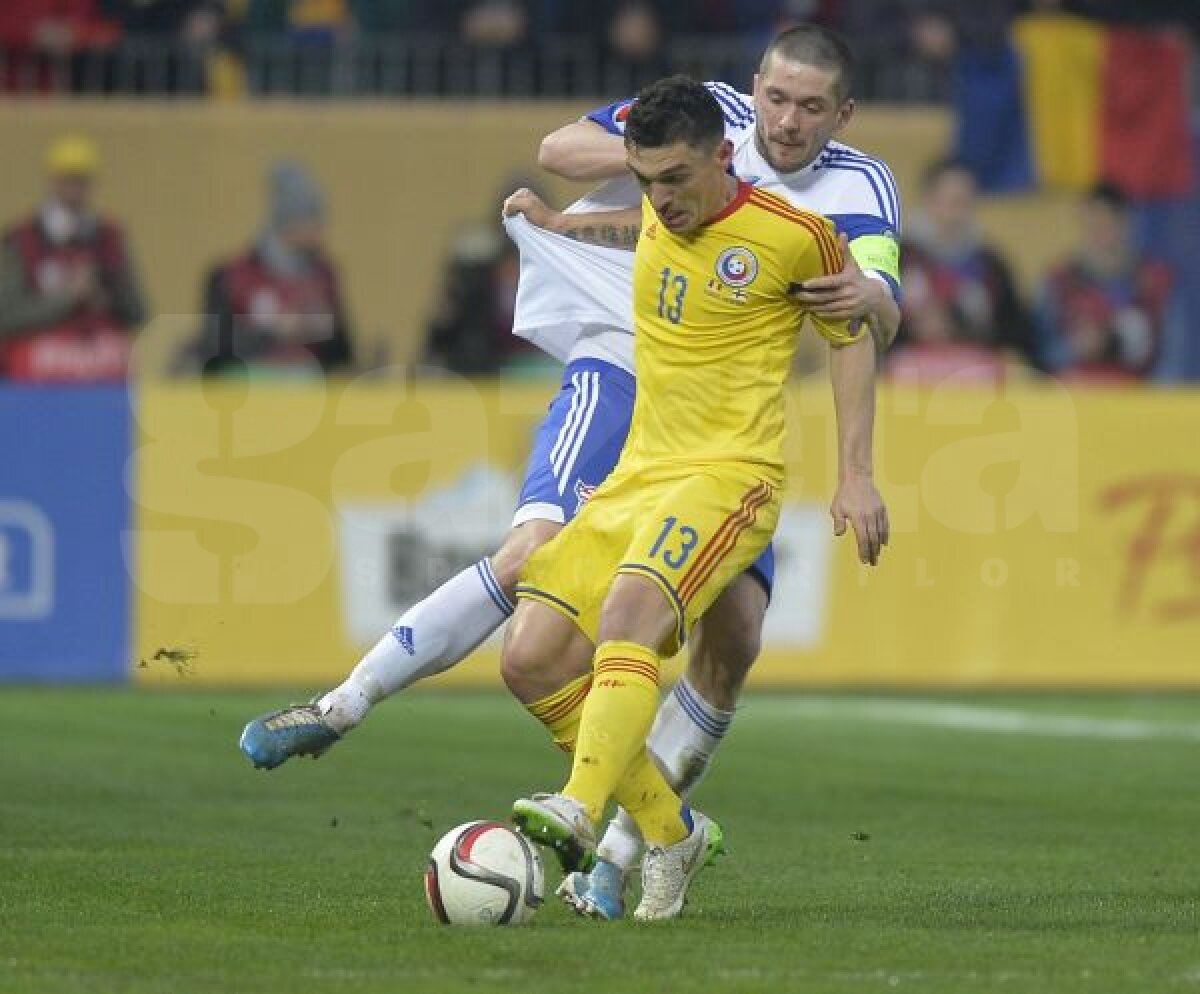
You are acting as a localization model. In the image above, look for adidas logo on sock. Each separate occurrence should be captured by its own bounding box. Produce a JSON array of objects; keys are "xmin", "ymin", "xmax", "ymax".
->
[{"xmin": 391, "ymin": 625, "xmax": 415, "ymax": 655}]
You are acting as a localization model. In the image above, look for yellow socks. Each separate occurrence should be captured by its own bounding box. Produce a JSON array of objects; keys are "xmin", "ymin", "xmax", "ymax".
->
[
  {"xmin": 524, "ymin": 672, "xmax": 592, "ymax": 753},
  {"xmin": 563, "ymin": 641, "xmax": 665, "ymax": 825},
  {"xmin": 613, "ymin": 748, "xmax": 690, "ymax": 847},
  {"xmin": 525, "ymin": 641, "xmax": 691, "ymax": 847}
]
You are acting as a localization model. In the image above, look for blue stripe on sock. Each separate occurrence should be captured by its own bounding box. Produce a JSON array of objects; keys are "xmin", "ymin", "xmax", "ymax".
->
[
  {"xmin": 476, "ymin": 560, "xmax": 514, "ymax": 617},
  {"xmin": 674, "ymin": 680, "xmax": 731, "ymax": 739}
]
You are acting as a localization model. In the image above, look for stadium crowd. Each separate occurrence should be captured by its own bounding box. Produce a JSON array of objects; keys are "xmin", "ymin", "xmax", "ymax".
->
[
  {"xmin": 0, "ymin": 1, "xmax": 1196, "ymax": 382},
  {"xmin": 2, "ymin": 1, "xmax": 1197, "ymax": 99}
]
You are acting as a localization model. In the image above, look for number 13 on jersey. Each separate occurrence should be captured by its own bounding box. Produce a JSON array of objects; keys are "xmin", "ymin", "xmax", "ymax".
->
[{"xmin": 658, "ymin": 267, "xmax": 688, "ymax": 324}]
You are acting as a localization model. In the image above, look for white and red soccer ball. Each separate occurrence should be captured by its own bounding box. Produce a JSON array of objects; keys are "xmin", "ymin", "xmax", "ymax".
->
[{"xmin": 424, "ymin": 821, "xmax": 545, "ymax": 926}]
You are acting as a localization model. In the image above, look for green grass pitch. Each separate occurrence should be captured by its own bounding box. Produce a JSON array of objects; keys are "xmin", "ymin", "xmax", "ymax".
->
[{"xmin": 2, "ymin": 688, "xmax": 1197, "ymax": 994}]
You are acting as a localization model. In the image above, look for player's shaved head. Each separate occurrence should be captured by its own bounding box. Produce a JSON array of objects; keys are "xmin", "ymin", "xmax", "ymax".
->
[
  {"xmin": 624, "ymin": 75, "xmax": 725, "ymax": 153},
  {"xmin": 760, "ymin": 25, "xmax": 854, "ymax": 102}
]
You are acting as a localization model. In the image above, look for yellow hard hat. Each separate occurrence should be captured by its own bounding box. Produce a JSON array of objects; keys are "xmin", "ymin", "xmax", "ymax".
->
[{"xmin": 46, "ymin": 135, "xmax": 100, "ymax": 176}]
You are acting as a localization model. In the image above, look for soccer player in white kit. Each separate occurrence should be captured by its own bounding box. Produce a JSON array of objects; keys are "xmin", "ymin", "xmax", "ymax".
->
[{"xmin": 240, "ymin": 24, "xmax": 901, "ymax": 919}]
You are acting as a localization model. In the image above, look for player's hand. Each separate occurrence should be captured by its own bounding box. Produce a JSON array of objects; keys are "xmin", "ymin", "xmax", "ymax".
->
[
  {"xmin": 831, "ymin": 474, "xmax": 889, "ymax": 566},
  {"xmin": 502, "ymin": 188, "xmax": 563, "ymax": 233},
  {"xmin": 790, "ymin": 233, "xmax": 882, "ymax": 321}
]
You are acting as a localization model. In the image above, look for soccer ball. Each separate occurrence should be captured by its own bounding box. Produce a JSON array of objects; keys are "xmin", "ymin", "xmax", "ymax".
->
[{"xmin": 424, "ymin": 820, "xmax": 544, "ymax": 925}]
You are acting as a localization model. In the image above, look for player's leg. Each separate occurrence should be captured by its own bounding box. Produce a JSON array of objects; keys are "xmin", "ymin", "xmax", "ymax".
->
[
  {"xmin": 315, "ymin": 519, "xmax": 559, "ymax": 729},
  {"xmin": 237, "ymin": 359, "xmax": 622, "ymax": 770},
  {"xmin": 500, "ymin": 596, "xmax": 606, "ymax": 873},
  {"xmin": 501, "ymin": 596, "xmax": 594, "ymax": 740},
  {"xmin": 563, "ymin": 572, "xmax": 732, "ymax": 922},
  {"xmin": 238, "ymin": 519, "xmax": 560, "ymax": 770},
  {"xmin": 561, "ymin": 573, "xmax": 763, "ymax": 920},
  {"xmin": 599, "ymin": 476, "xmax": 776, "ymax": 919},
  {"xmin": 589, "ymin": 561, "xmax": 769, "ymax": 880},
  {"xmin": 514, "ymin": 571, "xmax": 687, "ymax": 873},
  {"xmin": 521, "ymin": 473, "xmax": 776, "ymax": 918}
]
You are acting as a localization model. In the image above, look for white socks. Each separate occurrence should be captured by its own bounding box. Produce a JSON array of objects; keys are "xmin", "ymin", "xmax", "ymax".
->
[
  {"xmin": 596, "ymin": 675, "xmax": 736, "ymax": 872},
  {"xmin": 318, "ymin": 559, "xmax": 513, "ymax": 734}
]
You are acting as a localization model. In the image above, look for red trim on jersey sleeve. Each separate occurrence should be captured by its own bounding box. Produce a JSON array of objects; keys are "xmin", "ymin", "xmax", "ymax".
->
[{"xmin": 747, "ymin": 189, "xmax": 842, "ymax": 274}]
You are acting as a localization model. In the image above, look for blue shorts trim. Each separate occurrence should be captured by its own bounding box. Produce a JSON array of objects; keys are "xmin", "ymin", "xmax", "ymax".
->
[{"xmin": 747, "ymin": 544, "xmax": 774, "ymax": 602}]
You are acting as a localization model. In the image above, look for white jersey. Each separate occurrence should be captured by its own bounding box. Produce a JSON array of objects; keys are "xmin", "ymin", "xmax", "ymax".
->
[{"xmin": 507, "ymin": 81, "xmax": 902, "ymax": 372}]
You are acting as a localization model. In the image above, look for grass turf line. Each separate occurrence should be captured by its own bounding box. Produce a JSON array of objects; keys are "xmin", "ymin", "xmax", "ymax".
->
[{"xmin": 1, "ymin": 689, "xmax": 1197, "ymax": 994}]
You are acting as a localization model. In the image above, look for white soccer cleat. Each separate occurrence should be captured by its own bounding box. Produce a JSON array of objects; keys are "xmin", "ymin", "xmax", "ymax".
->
[
  {"xmin": 633, "ymin": 810, "xmax": 719, "ymax": 922},
  {"xmin": 511, "ymin": 793, "xmax": 597, "ymax": 874}
]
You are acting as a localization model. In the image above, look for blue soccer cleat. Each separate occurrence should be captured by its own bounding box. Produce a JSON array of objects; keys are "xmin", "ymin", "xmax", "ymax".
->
[
  {"xmin": 558, "ymin": 858, "xmax": 628, "ymax": 921},
  {"xmin": 239, "ymin": 704, "xmax": 340, "ymax": 770}
]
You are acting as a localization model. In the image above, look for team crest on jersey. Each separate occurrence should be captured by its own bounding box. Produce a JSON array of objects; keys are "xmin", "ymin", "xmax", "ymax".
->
[{"xmin": 715, "ymin": 246, "xmax": 759, "ymax": 289}]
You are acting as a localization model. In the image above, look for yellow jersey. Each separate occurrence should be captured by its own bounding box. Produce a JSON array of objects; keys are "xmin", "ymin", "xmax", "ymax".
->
[{"xmin": 625, "ymin": 181, "xmax": 860, "ymax": 481}]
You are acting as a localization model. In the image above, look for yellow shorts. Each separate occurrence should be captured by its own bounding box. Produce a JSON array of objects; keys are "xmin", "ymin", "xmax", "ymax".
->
[{"xmin": 516, "ymin": 461, "xmax": 779, "ymax": 655}]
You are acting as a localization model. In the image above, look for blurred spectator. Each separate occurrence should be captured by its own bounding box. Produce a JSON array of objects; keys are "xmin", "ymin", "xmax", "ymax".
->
[
  {"xmin": 692, "ymin": 1, "xmax": 842, "ymax": 38},
  {"xmin": 0, "ymin": 136, "xmax": 146, "ymax": 382},
  {"xmin": 0, "ymin": 0, "xmax": 120, "ymax": 93},
  {"xmin": 100, "ymin": 1, "xmax": 226, "ymax": 94},
  {"xmin": 102, "ymin": 0, "xmax": 220, "ymax": 37},
  {"xmin": 350, "ymin": 0, "xmax": 447, "ymax": 34},
  {"xmin": 889, "ymin": 159, "xmax": 1032, "ymax": 383},
  {"xmin": 460, "ymin": 0, "xmax": 528, "ymax": 48},
  {"xmin": 181, "ymin": 162, "xmax": 355, "ymax": 377},
  {"xmin": 423, "ymin": 177, "xmax": 549, "ymax": 377},
  {"xmin": 603, "ymin": 1, "xmax": 670, "ymax": 90},
  {"xmin": 241, "ymin": 0, "xmax": 357, "ymax": 93},
  {"xmin": 242, "ymin": 0, "xmax": 361, "ymax": 43},
  {"xmin": 1034, "ymin": 183, "xmax": 1176, "ymax": 382}
]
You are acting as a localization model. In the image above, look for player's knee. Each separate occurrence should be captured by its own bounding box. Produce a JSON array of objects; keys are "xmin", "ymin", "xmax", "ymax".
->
[
  {"xmin": 500, "ymin": 627, "xmax": 548, "ymax": 702},
  {"xmin": 719, "ymin": 613, "xmax": 762, "ymax": 680},
  {"xmin": 692, "ymin": 580, "xmax": 767, "ymax": 694},
  {"xmin": 692, "ymin": 625, "xmax": 757, "ymax": 703},
  {"xmin": 500, "ymin": 605, "xmax": 570, "ymax": 703}
]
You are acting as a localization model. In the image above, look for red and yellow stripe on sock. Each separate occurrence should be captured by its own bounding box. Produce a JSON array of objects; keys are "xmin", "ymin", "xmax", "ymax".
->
[{"xmin": 524, "ymin": 672, "xmax": 592, "ymax": 753}]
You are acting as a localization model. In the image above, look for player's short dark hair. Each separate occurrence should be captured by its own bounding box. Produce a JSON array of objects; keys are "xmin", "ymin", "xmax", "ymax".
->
[
  {"xmin": 760, "ymin": 25, "xmax": 855, "ymax": 101},
  {"xmin": 624, "ymin": 75, "xmax": 725, "ymax": 153}
]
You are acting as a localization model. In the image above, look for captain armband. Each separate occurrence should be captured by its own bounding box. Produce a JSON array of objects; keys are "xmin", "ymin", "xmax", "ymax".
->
[{"xmin": 849, "ymin": 233, "xmax": 901, "ymax": 285}]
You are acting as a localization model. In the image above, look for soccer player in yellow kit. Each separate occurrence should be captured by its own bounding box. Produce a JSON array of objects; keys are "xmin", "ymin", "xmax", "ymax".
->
[{"xmin": 507, "ymin": 76, "xmax": 887, "ymax": 921}]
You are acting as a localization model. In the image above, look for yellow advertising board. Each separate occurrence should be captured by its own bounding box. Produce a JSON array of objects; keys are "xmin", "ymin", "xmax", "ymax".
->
[{"xmin": 134, "ymin": 379, "xmax": 1200, "ymax": 688}]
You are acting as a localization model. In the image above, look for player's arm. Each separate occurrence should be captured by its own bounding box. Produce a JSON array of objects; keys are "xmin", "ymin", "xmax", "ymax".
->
[
  {"xmin": 829, "ymin": 332, "xmax": 888, "ymax": 566},
  {"xmin": 799, "ymin": 234, "xmax": 889, "ymax": 566},
  {"xmin": 792, "ymin": 232, "xmax": 901, "ymax": 353},
  {"xmin": 538, "ymin": 119, "xmax": 629, "ymax": 182},
  {"xmin": 502, "ymin": 187, "xmax": 640, "ymax": 250}
]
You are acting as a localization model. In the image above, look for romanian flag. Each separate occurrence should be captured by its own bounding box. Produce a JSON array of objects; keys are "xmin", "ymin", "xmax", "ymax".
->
[{"xmin": 954, "ymin": 14, "xmax": 1194, "ymax": 197}]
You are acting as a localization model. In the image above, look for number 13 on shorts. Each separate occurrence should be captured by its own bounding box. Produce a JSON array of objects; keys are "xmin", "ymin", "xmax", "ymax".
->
[{"xmin": 648, "ymin": 515, "xmax": 699, "ymax": 569}]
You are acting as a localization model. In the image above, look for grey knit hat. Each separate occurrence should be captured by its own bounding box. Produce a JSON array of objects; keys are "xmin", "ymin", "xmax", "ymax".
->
[{"xmin": 268, "ymin": 161, "xmax": 325, "ymax": 227}]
